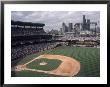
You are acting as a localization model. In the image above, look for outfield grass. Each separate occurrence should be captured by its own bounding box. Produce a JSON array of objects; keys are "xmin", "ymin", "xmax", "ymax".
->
[{"xmin": 12, "ymin": 46, "xmax": 100, "ymax": 77}]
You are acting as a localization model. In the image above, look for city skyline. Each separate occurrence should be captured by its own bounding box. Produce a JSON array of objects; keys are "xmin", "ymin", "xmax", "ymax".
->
[{"xmin": 11, "ymin": 11, "xmax": 100, "ymax": 32}]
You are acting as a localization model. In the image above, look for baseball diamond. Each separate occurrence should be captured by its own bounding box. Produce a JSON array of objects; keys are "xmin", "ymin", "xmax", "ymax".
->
[{"xmin": 13, "ymin": 54, "xmax": 80, "ymax": 76}]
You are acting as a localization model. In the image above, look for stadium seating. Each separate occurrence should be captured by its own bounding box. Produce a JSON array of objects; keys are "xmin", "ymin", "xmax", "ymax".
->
[{"xmin": 11, "ymin": 42, "xmax": 59, "ymax": 61}]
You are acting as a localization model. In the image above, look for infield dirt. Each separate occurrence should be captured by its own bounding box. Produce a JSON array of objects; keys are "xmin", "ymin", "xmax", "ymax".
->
[{"xmin": 14, "ymin": 54, "xmax": 80, "ymax": 77}]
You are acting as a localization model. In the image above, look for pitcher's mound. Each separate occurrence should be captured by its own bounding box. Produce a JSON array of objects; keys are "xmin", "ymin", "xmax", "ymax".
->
[{"xmin": 39, "ymin": 62, "xmax": 48, "ymax": 65}]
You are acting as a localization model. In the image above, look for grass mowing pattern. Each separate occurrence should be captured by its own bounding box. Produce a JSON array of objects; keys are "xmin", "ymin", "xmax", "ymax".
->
[
  {"xmin": 13, "ymin": 46, "xmax": 100, "ymax": 77},
  {"xmin": 26, "ymin": 58, "xmax": 62, "ymax": 71}
]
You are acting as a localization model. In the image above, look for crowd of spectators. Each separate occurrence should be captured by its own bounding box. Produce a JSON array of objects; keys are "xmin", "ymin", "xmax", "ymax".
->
[
  {"xmin": 57, "ymin": 34, "xmax": 100, "ymax": 47},
  {"xmin": 11, "ymin": 42, "xmax": 59, "ymax": 61},
  {"xmin": 60, "ymin": 34, "xmax": 100, "ymax": 41}
]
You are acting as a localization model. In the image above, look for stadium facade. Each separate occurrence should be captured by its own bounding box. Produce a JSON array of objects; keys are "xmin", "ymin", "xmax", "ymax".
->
[{"xmin": 11, "ymin": 21, "xmax": 59, "ymax": 64}]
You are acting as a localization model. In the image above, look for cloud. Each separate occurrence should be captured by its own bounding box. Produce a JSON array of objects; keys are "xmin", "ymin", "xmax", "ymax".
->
[{"xmin": 11, "ymin": 11, "xmax": 100, "ymax": 31}]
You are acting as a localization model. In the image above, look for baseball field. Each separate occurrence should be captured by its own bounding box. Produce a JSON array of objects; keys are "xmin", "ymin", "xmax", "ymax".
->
[{"xmin": 11, "ymin": 46, "xmax": 100, "ymax": 77}]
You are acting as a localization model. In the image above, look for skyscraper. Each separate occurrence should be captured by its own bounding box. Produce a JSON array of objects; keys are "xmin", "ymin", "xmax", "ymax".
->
[
  {"xmin": 62, "ymin": 22, "xmax": 68, "ymax": 33},
  {"xmin": 68, "ymin": 23, "xmax": 73, "ymax": 32},
  {"xmin": 83, "ymin": 15, "xmax": 91, "ymax": 31},
  {"xmin": 87, "ymin": 19, "xmax": 90, "ymax": 30},
  {"xmin": 83, "ymin": 15, "xmax": 86, "ymax": 30}
]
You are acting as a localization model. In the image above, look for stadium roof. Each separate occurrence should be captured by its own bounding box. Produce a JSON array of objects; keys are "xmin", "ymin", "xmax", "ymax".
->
[{"xmin": 11, "ymin": 20, "xmax": 45, "ymax": 26}]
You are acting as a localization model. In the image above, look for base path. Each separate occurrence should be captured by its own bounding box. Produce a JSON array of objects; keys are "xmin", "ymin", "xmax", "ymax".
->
[{"xmin": 13, "ymin": 54, "xmax": 80, "ymax": 77}]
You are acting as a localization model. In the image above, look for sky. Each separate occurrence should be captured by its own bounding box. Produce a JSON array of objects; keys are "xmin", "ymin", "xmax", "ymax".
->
[{"xmin": 11, "ymin": 11, "xmax": 100, "ymax": 32}]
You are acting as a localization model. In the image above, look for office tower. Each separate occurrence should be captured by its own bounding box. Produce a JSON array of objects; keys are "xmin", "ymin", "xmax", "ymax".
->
[
  {"xmin": 62, "ymin": 22, "xmax": 68, "ymax": 33},
  {"xmin": 68, "ymin": 23, "xmax": 73, "ymax": 32},
  {"xmin": 87, "ymin": 19, "xmax": 90, "ymax": 30},
  {"xmin": 83, "ymin": 15, "xmax": 86, "ymax": 30}
]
